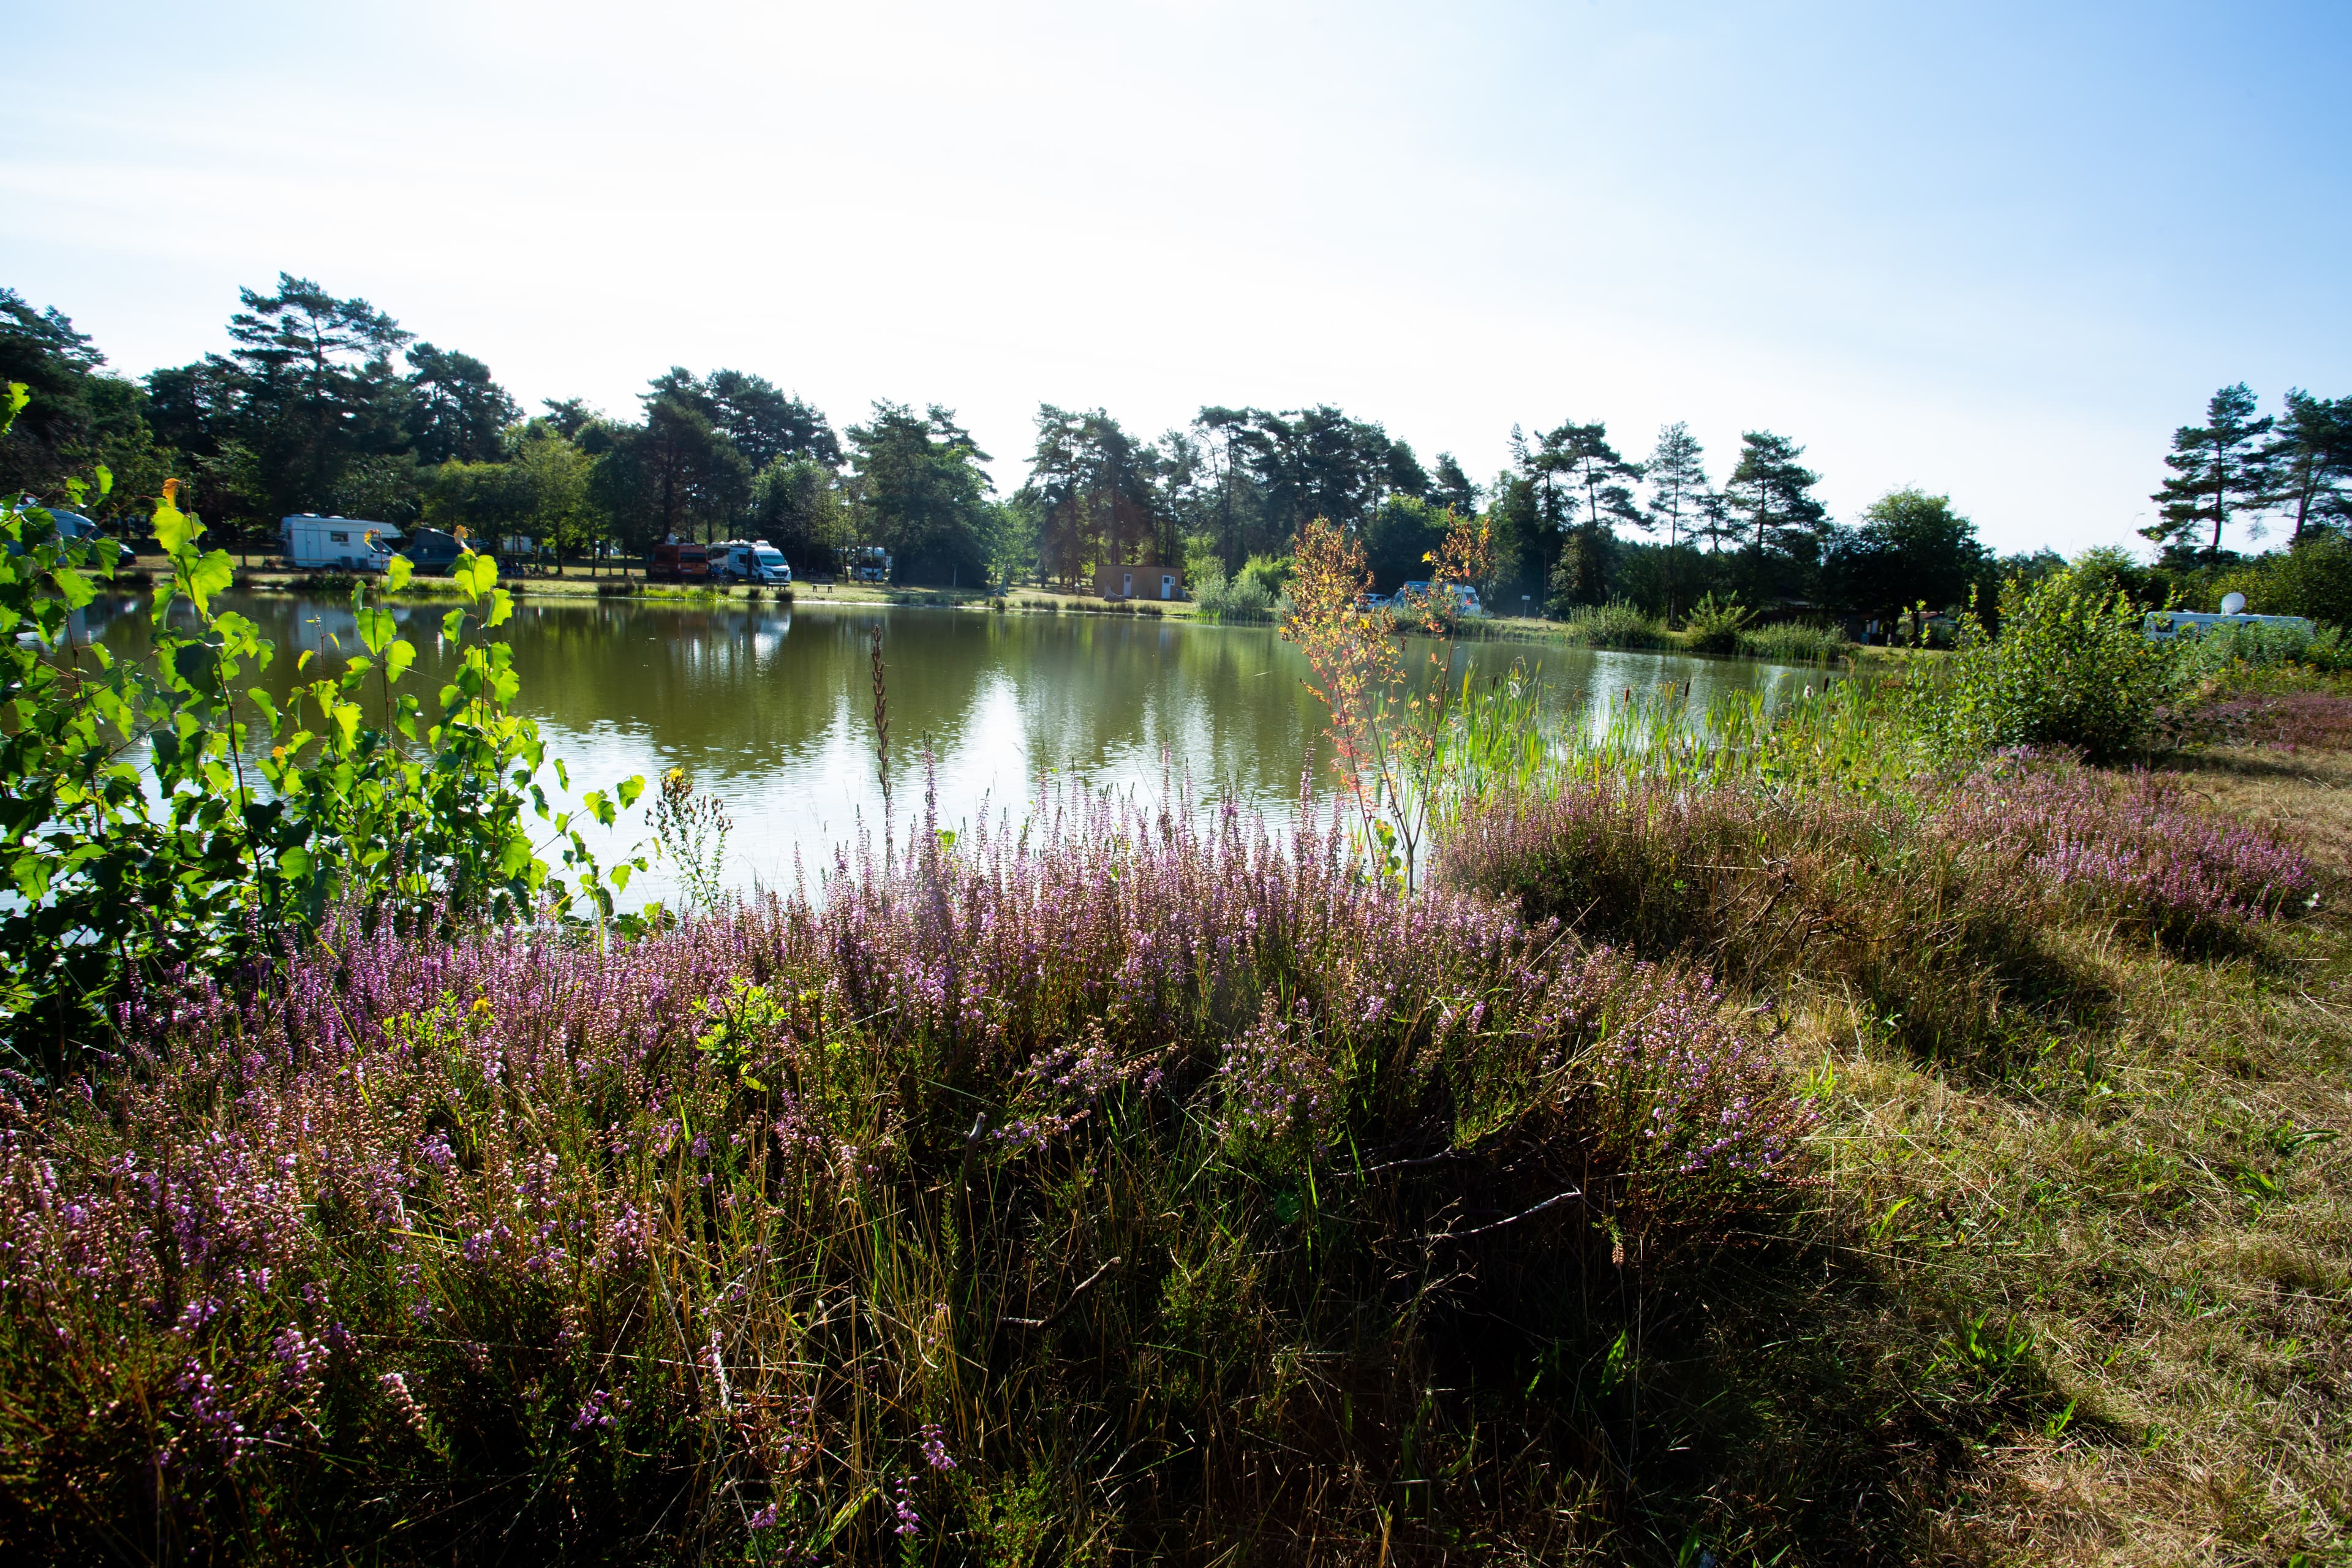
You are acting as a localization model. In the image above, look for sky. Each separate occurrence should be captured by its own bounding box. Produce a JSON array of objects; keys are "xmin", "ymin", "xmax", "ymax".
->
[{"xmin": 5, "ymin": 0, "xmax": 2348, "ymax": 558}]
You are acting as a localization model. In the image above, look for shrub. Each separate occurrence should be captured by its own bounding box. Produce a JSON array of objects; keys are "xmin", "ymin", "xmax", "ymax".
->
[
  {"xmin": 2208, "ymin": 530, "xmax": 2352, "ymax": 625},
  {"xmin": 0, "ymin": 451, "xmax": 641, "ymax": 1072},
  {"xmin": 1434, "ymin": 775, "xmax": 2045, "ymax": 1057},
  {"xmin": 1558, "ymin": 599, "xmax": 1667, "ymax": 650},
  {"xmin": 1911, "ymin": 563, "xmax": 2175, "ymax": 762},
  {"xmin": 1939, "ymin": 753, "xmax": 2315, "ymax": 946},
  {"xmin": 1739, "ymin": 619, "xmax": 1852, "ymax": 663},
  {"xmin": 1434, "ymin": 755, "xmax": 2315, "ymax": 1055},
  {"xmin": 2197, "ymin": 688, "xmax": 2352, "ymax": 750},
  {"xmin": 0, "ymin": 791, "xmax": 1808, "ymax": 1561},
  {"xmin": 1680, "ymin": 591, "xmax": 1751, "ymax": 654},
  {"xmin": 1235, "ymin": 552, "xmax": 1291, "ymax": 601},
  {"xmin": 1191, "ymin": 563, "xmax": 1276, "ymax": 622}
]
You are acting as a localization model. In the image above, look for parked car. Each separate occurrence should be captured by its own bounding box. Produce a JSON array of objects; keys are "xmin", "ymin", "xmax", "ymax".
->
[
  {"xmin": 282, "ymin": 514, "xmax": 399, "ymax": 573},
  {"xmin": 1389, "ymin": 580, "xmax": 1484, "ymax": 617},
  {"xmin": 4, "ymin": 502, "xmax": 99, "ymax": 560},
  {"xmin": 396, "ymin": 527, "xmax": 472, "ymax": 576},
  {"xmin": 649, "ymin": 539, "xmax": 712, "ymax": 582},
  {"xmin": 712, "ymin": 540, "xmax": 792, "ymax": 586}
]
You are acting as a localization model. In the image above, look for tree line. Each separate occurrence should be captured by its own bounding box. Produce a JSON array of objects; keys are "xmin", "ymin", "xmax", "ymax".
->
[{"xmin": 6, "ymin": 277, "xmax": 2347, "ymax": 620}]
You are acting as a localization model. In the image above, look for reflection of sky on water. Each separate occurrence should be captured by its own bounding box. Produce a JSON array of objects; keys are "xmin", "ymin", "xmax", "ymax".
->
[{"xmin": 97, "ymin": 595, "xmax": 1813, "ymax": 910}]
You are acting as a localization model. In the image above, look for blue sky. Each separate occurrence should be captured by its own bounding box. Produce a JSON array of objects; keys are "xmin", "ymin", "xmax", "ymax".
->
[{"xmin": 6, "ymin": 1, "xmax": 2346, "ymax": 556}]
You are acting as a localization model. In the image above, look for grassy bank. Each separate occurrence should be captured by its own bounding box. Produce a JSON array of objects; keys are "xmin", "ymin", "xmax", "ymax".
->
[{"xmin": 203, "ymin": 562, "xmax": 1881, "ymax": 661}]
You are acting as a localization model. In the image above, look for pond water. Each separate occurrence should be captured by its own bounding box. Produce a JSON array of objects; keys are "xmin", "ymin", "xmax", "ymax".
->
[{"xmin": 89, "ymin": 594, "xmax": 1814, "ymax": 906}]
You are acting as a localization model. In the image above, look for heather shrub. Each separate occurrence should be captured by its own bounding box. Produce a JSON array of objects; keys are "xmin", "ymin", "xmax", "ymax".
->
[
  {"xmin": 1434, "ymin": 754, "xmax": 2318, "ymax": 1058},
  {"xmin": 2196, "ymin": 687, "xmax": 2352, "ymax": 750},
  {"xmin": 1939, "ymin": 753, "xmax": 2317, "ymax": 946},
  {"xmin": 0, "ymin": 790, "xmax": 1809, "ymax": 1562},
  {"xmin": 1433, "ymin": 776, "xmax": 2044, "ymax": 1057}
]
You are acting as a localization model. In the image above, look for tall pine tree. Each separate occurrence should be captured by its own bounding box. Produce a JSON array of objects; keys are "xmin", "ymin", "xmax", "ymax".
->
[
  {"xmin": 1642, "ymin": 423, "xmax": 1708, "ymax": 617},
  {"xmin": 1532, "ymin": 420, "xmax": 1643, "ymax": 610},
  {"xmin": 2143, "ymin": 383, "xmax": 2273, "ymax": 560},
  {"xmin": 2263, "ymin": 390, "xmax": 2351, "ymax": 540},
  {"xmin": 1724, "ymin": 431, "xmax": 1827, "ymax": 598}
]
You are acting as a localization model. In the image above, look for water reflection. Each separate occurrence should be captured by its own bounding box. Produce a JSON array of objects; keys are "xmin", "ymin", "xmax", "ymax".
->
[{"xmin": 99, "ymin": 595, "xmax": 1811, "ymax": 904}]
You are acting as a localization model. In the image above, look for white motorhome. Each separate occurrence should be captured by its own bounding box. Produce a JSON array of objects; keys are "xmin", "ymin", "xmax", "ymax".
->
[
  {"xmin": 2143, "ymin": 609, "xmax": 2316, "ymax": 642},
  {"xmin": 282, "ymin": 514, "xmax": 400, "ymax": 573},
  {"xmin": 713, "ymin": 539, "xmax": 793, "ymax": 585}
]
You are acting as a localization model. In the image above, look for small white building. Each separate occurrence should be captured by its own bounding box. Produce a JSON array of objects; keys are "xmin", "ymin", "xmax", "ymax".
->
[{"xmin": 282, "ymin": 514, "xmax": 400, "ymax": 573}]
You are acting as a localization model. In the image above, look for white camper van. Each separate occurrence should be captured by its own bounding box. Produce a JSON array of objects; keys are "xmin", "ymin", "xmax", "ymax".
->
[
  {"xmin": 714, "ymin": 540, "xmax": 792, "ymax": 585},
  {"xmin": 282, "ymin": 514, "xmax": 400, "ymax": 573}
]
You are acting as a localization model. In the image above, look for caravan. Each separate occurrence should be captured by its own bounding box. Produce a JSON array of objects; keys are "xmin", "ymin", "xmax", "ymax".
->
[{"xmin": 282, "ymin": 514, "xmax": 400, "ymax": 573}]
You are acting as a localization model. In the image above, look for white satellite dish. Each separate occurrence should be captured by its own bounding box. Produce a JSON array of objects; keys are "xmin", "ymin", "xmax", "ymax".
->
[{"xmin": 2220, "ymin": 592, "xmax": 2248, "ymax": 615}]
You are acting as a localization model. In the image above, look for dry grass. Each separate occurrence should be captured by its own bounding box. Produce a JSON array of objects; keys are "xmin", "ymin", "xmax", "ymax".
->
[{"xmin": 1788, "ymin": 742, "xmax": 2352, "ymax": 1564}]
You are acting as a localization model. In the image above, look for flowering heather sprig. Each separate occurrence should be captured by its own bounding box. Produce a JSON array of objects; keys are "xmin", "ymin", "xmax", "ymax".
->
[
  {"xmin": 891, "ymin": 1474, "xmax": 921, "ymax": 1536},
  {"xmin": 918, "ymin": 1422, "xmax": 956, "ymax": 1472}
]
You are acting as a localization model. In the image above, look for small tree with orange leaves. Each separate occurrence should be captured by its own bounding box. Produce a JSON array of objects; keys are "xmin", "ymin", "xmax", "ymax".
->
[{"xmin": 1281, "ymin": 507, "xmax": 1493, "ymax": 888}]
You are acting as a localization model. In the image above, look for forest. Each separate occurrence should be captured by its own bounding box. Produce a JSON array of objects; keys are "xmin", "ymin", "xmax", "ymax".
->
[{"xmin": 6, "ymin": 276, "xmax": 2349, "ymax": 622}]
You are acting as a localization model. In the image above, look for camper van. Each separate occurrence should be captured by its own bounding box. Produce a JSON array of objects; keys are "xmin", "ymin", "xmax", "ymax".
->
[
  {"xmin": 282, "ymin": 514, "xmax": 400, "ymax": 573},
  {"xmin": 713, "ymin": 540, "xmax": 792, "ymax": 586}
]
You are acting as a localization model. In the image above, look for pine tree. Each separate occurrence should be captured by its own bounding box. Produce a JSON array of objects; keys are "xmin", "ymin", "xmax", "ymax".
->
[
  {"xmin": 1723, "ymin": 431, "xmax": 1827, "ymax": 592},
  {"xmin": 1532, "ymin": 420, "xmax": 1643, "ymax": 609},
  {"xmin": 2263, "ymin": 390, "xmax": 2352, "ymax": 540},
  {"xmin": 2143, "ymin": 383, "xmax": 2273, "ymax": 560},
  {"xmin": 1643, "ymin": 423, "xmax": 1708, "ymax": 618}
]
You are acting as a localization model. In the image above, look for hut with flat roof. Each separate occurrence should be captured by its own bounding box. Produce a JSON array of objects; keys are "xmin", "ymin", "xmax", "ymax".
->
[{"xmin": 1092, "ymin": 564, "xmax": 1183, "ymax": 601}]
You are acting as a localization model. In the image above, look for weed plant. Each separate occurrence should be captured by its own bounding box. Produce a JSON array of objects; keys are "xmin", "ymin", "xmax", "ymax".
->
[
  {"xmin": 1737, "ymin": 620, "xmax": 1853, "ymax": 663},
  {"xmin": 1558, "ymin": 600, "xmax": 1668, "ymax": 650},
  {"xmin": 1679, "ymin": 592, "xmax": 1751, "ymax": 655}
]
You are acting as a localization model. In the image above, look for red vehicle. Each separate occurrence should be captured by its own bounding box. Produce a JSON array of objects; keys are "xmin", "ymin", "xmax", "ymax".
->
[{"xmin": 649, "ymin": 540, "xmax": 710, "ymax": 582}]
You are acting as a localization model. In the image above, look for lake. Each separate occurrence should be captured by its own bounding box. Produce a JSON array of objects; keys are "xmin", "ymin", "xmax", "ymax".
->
[{"xmin": 92, "ymin": 594, "xmax": 1815, "ymax": 906}]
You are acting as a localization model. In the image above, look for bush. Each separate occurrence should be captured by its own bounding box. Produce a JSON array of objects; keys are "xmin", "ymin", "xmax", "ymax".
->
[
  {"xmin": 1190, "ymin": 562, "xmax": 1276, "ymax": 622},
  {"xmin": 1558, "ymin": 599, "xmax": 1667, "ymax": 649},
  {"xmin": 1739, "ymin": 619, "xmax": 1852, "ymax": 663},
  {"xmin": 1235, "ymin": 552, "xmax": 1291, "ymax": 601},
  {"xmin": 0, "ymin": 793, "xmax": 1809, "ymax": 1561},
  {"xmin": 1434, "ymin": 754, "xmax": 2313, "ymax": 1052},
  {"xmin": 2209, "ymin": 530, "xmax": 2352, "ymax": 625},
  {"xmin": 1912, "ymin": 563, "xmax": 2175, "ymax": 762},
  {"xmin": 0, "ymin": 427, "xmax": 641, "ymax": 1073},
  {"xmin": 1435, "ymin": 775, "xmax": 2043, "ymax": 1057},
  {"xmin": 1680, "ymin": 591, "xmax": 1751, "ymax": 654},
  {"xmin": 1941, "ymin": 753, "xmax": 2315, "ymax": 946},
  {"xmin": 2166, "ymin": 616, "xmax": 2324, "ymax": 679}
]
